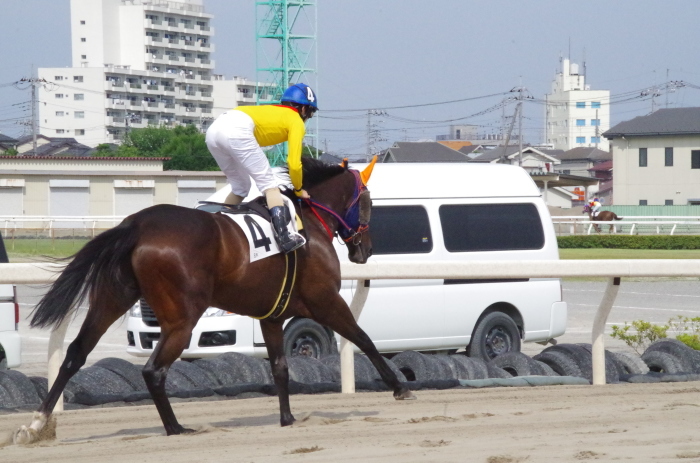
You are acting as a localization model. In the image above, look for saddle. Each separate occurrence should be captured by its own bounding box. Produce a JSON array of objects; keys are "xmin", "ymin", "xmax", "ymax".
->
[{"xmin": 196, "ymin": 197, "xmax": 271, "ymax": 221}]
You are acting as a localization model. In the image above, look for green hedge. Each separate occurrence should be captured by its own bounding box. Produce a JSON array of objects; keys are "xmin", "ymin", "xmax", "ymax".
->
[{"xmin": 557, "ymin": 235, "xmax": 700, "ymax": 249}]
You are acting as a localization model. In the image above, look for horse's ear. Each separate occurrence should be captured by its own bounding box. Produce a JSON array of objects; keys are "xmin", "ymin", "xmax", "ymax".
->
[
  {"xmin": 360, "ymin": 155, "xmax": 378, "ymax": 185},
  {"xmin": 340, "ymin": 158, "xmax": 349, "ymax": 169}
]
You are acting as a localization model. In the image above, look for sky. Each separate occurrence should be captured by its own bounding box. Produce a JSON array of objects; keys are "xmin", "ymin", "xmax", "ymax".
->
[{"xmin": 2, "ymin": 0, "xmax": 700, "ymax": 156}]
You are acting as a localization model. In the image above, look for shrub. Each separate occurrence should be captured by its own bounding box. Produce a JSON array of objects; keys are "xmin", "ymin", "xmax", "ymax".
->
[
  {"xmin": 610, "ymin": 316, "xmax": 700, "ymax": 354},
  {"xmin": 558, "ymin": 235, "xmax": 700, "ymax": 250}
]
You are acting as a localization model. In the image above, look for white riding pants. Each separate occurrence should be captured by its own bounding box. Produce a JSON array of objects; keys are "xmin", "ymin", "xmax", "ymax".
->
[{"xmin": 205, "ymin": 111, "xmax": 278, "ymax": 198}]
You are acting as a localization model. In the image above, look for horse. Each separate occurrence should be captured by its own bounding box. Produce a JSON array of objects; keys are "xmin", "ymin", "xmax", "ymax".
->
[
  {"xmin": 583, "ymin": 203, "xmax": 622, "ymax": 233},
  {"xmin": 14, "ymin": 157, "xmax": 414, "ymax": 444}
]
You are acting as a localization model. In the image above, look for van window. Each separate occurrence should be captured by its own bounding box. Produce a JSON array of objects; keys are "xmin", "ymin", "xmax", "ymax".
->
[
  {"xmin": 439, "ymin": 203, "xmax": 544, "ymax": 252},
  {"xmin": 370, "ymin": 206, "xmax": 432, "ymax": 254}
]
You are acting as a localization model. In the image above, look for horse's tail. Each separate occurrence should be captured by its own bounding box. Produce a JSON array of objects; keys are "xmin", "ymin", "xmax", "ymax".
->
[
  {"xmin": 30, "ymin": 219, "xmax": 140, "ymax": 330},
  {"xmin": 614, "ymin": 215, "xmax": 623, "ymax": 221}
]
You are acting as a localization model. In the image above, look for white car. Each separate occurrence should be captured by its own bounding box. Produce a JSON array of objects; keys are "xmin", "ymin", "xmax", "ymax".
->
[
  {"xmin": 0, "ymin": 234, "xmax": 21, "ymax": 369},
  {"xmin": 127, "ymin": 162, "xmax": 567, "ymax": 361}
]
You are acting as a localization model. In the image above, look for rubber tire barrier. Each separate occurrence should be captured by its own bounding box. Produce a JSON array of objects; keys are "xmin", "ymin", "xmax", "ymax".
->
[
  {"xmin": 488, "ymin": 352, "xmax": 547, "ymax": 377},
  {"xmin": 390, "ymin": 351, "xmax": 442, "ymax": 382},
  {"xmin": 319, "ymin": 354, "xmax": 407, "ymax": 383},
  {"xmin": 449, "ymin": 354, "xmax": 489, "ymax": 380},
  {"xmin": 641, "ymin": 350, "xmax": 685, "ymax": 374},
  {"xmin": 610, "ymin": 352, "xmax": 649, "ymax": 375},
  {"xmin": 218, "ymin": 352, "xmax": 273, "ymax": 384},
  {"xmin": 533, "ymin": 350, "xmax": 585, "ymax": 379},
  {"xmin": 575, "ymin": 343, "xmax": 621, "ymax": 384},
  {"xmin": 468, "ymin": 312, "xmax": 521, "ymax": 362},
  {"xmin": 643, "ymin": 339, "xmax": 700, "ymax": 373},
  {"xmin": 94, "ymin": 357, "xmax": 147, "ymax": 391},
  {"xmin": 169, "ymin": 360, "xmax": 219, "ymax": 389},
  {"xmin": 486, "ymin": 363, "xmax": 513, "ymax": 379},
  {"xmin": 0, "ymin": 370, "xmax": 41, "ymax": 408},
  {"xmin": 533, "ymin": 360, "xmax": 559, "ymax": 377},
  {"xmin": 29, "ymin": 376, "xmax": 49, "ymax": 402},
  {"xmin": 287, "ymin": 356, "xmax": 337, "ymax": 384}
]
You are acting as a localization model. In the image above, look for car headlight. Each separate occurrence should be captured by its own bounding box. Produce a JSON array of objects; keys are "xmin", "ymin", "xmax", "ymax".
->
[
  {"xmin": 202, "ymin": 307, "xmax": 234, "ymax": 317},
  {"xmin": 130, "ymin": 301, "xmax": 142, "ymax": 318}
]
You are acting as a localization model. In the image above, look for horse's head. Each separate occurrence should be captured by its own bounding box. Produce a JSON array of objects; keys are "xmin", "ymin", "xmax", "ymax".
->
[
  {"xmin": 582, "ymin": 204, "xmax": 591, "ymax": 214},
  {"xmin": 301, "ymin": 157, "xmax": 376, "ymax": 264}
]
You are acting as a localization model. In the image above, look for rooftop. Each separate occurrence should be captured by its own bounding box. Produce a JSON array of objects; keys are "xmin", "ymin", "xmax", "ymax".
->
[{"xmin": 604, "ymin": 107, "xmax": 700, "ymax": 139}]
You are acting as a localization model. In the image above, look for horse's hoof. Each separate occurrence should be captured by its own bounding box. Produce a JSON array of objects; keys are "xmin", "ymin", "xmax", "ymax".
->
[
  {"xmin": 13, "ymin": 426, "xmax": 37, "ymax": 445},
  {"xmin": 281, "ymin": 414, "xmax": 296, "ymax": 427},
  {"xmin": 394, "ymin": 389, "xmax": 417, "ymax": 401}
]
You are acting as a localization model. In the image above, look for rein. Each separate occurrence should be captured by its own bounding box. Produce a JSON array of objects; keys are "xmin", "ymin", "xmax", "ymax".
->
[{"xmin": 303, "ymin": 170, "xmax": 369, "ymax": 244}]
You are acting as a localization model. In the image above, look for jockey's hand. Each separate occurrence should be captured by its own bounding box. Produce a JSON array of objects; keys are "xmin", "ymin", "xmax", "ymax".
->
[{"xmin": 296, "ymin": 189, "xmax": 310, "ymax": 199}]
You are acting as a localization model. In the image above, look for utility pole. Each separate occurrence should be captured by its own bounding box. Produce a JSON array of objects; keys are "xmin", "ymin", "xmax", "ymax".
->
[
  {"xmin": 509, "ymin": 86, "xmax": 531, "ymax": 167},
  {"xmin": 595, "ymin": 109, "xmax": 599, "ymax": 150},
  {"xmin": 18, "ymin": 76, "xmax": 48, "ymax": 154},
  {"xmin": 366, "ymin": 109, "xmax": 386, "ymax": 162}
]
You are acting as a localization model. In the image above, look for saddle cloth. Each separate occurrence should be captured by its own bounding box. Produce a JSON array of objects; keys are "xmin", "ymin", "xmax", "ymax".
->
[{"xmin": 215, "ymin": 195, "xmax": 303, "ymax": 262}]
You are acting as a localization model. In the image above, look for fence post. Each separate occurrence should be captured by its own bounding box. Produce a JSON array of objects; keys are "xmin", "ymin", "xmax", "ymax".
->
[
  {"xmin": 591, "ymin": 277, "xmax": 621, "ymax": 385},
  {"xmin": 47, "ymin": 316, "xmax": 71, "ymax": 411},
  {"xmin": 340, "ymin": 279, "xmax": 370, "ymax": 394}
]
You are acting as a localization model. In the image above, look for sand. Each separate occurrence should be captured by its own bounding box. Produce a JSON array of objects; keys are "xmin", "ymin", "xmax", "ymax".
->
[{"xmin": 1, "ymin": 382, "xmax": 700, "ymax": 462}]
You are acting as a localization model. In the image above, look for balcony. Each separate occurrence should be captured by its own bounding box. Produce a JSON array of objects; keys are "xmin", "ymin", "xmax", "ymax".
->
[
  {"xmin": 167, "ymin": 55, "xmax": 180, "ymax": 62},
  {"xmin": 198, "ymin": 25, "xmax": 210, "ymax": 32},
  {"xmin": 106, "ymin": 100, "xmax": 127, "ymax": 110},
  {"xmin": 127, "ymin": 83, "xmax": 142, "ymax": 90},
  {"xmin": 164, "ymin": 103, "xmax": 175, "ymax": 109},
  {"xmin": 163, "ymin": 86, "xmax": 175, "ymax": 93},
  {"xmin": 184, "ymin": 57, "xmax": 195, "ymax": 63},
  {"xmin": 105, "ymin": 81, "xmax": 125, "ymax": 90},
  {"xmin": 106, "ymin": 116, "xmax": 126, "ymax": 128},
  {"xmin": 146, "ymin": 37, "xmax": 163, "ymax": 45},
  {"xmin": 167, "ymin": 38, "xmax": 180, "ymax": 45},
  {"xmin": 147, "ymin": 84, "xmax": 160, "ymax": 91}
]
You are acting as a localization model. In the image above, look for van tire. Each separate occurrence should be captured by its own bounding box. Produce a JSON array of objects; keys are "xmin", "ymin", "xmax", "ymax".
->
[
  {"xmin": 468, "ymin": 312, "xmax": 521, "ymax": 361},
  {"xmin": 284, "ymin": 318, "xmax": 337, "ymax": 359}
]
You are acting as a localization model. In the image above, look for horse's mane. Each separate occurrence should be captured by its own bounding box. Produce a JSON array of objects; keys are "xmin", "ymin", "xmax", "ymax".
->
[{"xmin": 299, "ymin": 157, "xmax": 347, "ymax": 189}]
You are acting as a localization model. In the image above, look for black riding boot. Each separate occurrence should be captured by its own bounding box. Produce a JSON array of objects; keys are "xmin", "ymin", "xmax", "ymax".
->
[{"xmin": 270, "ymin": 206, "xmax": 305, "ymax": 253}]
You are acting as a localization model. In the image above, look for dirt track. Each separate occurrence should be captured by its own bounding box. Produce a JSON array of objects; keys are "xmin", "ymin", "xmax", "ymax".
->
[{"xmin": 2, "ymin": 383, "xmax": 700, "ymax": 462}]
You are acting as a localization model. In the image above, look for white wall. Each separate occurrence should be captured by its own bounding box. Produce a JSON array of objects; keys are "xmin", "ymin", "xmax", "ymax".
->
[{"xmin": 612, "ymin": 134, "xmax": 700, "ymax": 205}]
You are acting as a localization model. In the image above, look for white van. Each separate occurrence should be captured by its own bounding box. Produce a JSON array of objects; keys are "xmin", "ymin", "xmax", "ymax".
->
[
  {"xmin": 126, "ymin": 162, "xmax": 566, "ymax": 361},
  {"xmin": 0, "ymin": 234, "xmax": 21, "ymax": 369}
]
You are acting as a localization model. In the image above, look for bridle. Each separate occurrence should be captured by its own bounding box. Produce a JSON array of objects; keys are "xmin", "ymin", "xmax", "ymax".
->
[{"xmin": 303, "ymin": 169, "xmax": 370, "ymax": 245}]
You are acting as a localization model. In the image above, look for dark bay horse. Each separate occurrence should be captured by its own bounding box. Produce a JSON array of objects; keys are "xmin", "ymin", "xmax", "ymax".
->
[
  {"xmin": 583, "ymin": 203, "xmax": 622, "ymax": 233},
  {"xmin": 14, "ymin": 157, "xmax": 414, "ymax": 444}
]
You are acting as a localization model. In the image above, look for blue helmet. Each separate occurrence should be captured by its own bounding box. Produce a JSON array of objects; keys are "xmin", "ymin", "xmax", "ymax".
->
[{"xmin": 281, "ymin": 83, "xmax": 318, "ymax": 109}]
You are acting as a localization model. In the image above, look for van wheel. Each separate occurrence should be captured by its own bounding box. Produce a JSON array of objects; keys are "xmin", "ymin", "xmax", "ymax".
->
[
  {"xmin": 283, "ymin": 319, "xmax": 337, "ymax": 359},
  {"xmin": 468, "ymin": 312, "xmax": 521, "ymax": 361}
]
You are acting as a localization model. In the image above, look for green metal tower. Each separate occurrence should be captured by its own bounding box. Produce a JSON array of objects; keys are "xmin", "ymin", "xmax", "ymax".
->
[{"xmin": 256, "ymin": 0, "xmax": 318, "ymax": 166}]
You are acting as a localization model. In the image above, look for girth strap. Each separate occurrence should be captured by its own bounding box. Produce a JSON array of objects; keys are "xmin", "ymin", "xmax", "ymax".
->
[{"xmin": 250, "ymin": 250, "xmax": 297, "ymax": 320}]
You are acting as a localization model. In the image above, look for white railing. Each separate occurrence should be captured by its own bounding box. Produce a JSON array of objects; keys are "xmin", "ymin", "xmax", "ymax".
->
[
  {"xmin": 2, "ymin": 259, "xmax": 700, "ymax": 409},
  {"xmin": 1, "ymin": 216, "xmax": 125, "ymax": 233},
  {"xmin": 553, "ymin": 216, "xmax": 700, "ymax": 235}
]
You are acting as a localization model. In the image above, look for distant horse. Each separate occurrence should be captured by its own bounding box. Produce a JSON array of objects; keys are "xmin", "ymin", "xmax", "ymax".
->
[
  {"xmin": 583, "ymin": 203, "xmax": 622, "ymax": 233},
  {"xmin": 14, "ymin": 157, "xmax": 414, "ymax": 444}
]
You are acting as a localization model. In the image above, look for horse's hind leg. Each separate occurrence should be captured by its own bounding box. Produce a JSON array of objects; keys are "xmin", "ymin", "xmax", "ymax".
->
[
  {"xmin": 14, "ymin": 295, "xmax": 136, "ymax": 444},
  {"xmin": 308, "ymin": 294, "xmax": 415, "ymax": 400},
  {"xmin": 259, "ymin": 319, "xmax": 295, "ymax": 426},
  {"xmin": 141, "ymin": 312, "xmax": 200, "ymax": 435}
]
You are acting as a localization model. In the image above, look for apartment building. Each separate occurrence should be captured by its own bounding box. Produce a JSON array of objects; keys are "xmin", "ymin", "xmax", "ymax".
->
[
  {"xmin": 545, "ymin": 58, "xmax": 610, "ymax": 151},
  {"xmin": 38, "ymin": 0, "xmax": 270, "ymax": 147}
]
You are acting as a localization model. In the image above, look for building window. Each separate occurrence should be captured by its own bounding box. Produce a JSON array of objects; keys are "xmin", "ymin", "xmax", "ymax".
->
[
  {"xmin": 75, "ymin": 129, "xmax": 85, "ymax": 136},
  {"xmin": 639, "ymin": 148, "xmax": 648, "ymax": 167},
  {"xmin": 591, "ymin": 102, "xmax": 601, "ymax": 108},
  {"xmin": 56, "ymin": 129, "xmax": 65, "ymax": 134},
  {"xmin": 576, "ymin": 119, "xmax": 586, "ymax": 126},
  {"xmin": 692, "ymin": 150, "xmax": 700, "ymax": 169},
  {"xmin": 665, "ymin": 200, "xmax": 674, "ymax": 206},
  {"xmin": 81, "ymin": 55, "xmax": 87, "ymax": 59},
  {"xmin": 576, "ymin": 102, "xmax": 586, "ymax": 108},
  {"xmin": 590, "ymin": 119, "xmax": 600, "ymax": 126},
  {"xmin": 75, "ymin": 111, "xmax": 85, "ymax": 119},
  {"xmin": 591, "ymin": 137, "xmax": 601, "ymax": 143},
  {"xmin": 639, "ymin": 200, "xmax": 648, "ymax": 206},
  {"xmin": 576, "ymin": 136, "xmax": 585, "ymax": 144},
  {"xmin": 55, "ymin": 111, "xmax": 64, "ymax": 117},
  {"xmin": 55, "ymin": 76, "xmax": 63, "ymax": 81},
  {"xmin": 74, "ymin": 76, "xmax": 84, "ymax": 83},
  {"xmin": 80, "ymin": 37, "xmax": 86, "ymax": 42},
  {"xmin": 80, "ymin": 20, "xmax": 85, "ymax": 25},
  {"xmin": 665, "ymin": 147, "xmax": 674, "ymax": 166},
  {"xmin": 55, "ymin": 93, "xmax": 64, "ymax": 99},
  {"xmin": 74, "ymin": 94, "xmax": 84, "ymax": 101}
]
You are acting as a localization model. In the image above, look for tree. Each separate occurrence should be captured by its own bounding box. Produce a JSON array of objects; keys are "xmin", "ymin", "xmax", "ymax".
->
[
  {"xmin": 160, "ymin": 125, "xmax": 219, "ymax": 171},
  {"xmin": 122, "ymin": 126, "xmax": 174, "ymax": 157},
  {"xmin": 2, "ymin": 148, "xmax": 18, "ymax": 157}
]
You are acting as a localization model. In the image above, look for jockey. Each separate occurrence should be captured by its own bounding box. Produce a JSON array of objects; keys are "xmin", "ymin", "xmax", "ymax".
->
[
  {"xmin": 590, "ymin": 197, "xmax": 602, "ymax": 218},
  {"xmin": 205, "ymin": 83, "xmax": 318, "ymax": 253}
]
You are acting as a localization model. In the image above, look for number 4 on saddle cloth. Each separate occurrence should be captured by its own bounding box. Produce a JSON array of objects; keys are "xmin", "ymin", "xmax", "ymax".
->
[{"xmin": 196, "ymin": 195, "xmax": 304, "ymax": 262}]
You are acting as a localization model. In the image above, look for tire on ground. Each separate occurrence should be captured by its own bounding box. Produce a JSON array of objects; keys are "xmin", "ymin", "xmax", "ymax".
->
[
  {"xmin": 170, "ymin": 360, "xmax": 219, "ymax": 389},
  {"xmin": 575, "ymin": 343, "xmax": 621, "ymax": 384},
  {"xmin": 0, "ymin": 370, "xmax": 40, "ymax": 407},
  {"xmin": 449, "ymin": 354, "xmax": 489, "ymax": 380},
  {"xmin": 641, "ymin": 350, "xmax": 685, "ymax": 374},
  {"xmin": 644, "ymin": 339, "xmax": 700, "ymax": 373},
  {"xmin": 29, "ymin": 376, "xmax": 49, "ymax": 402},
  {"xmin": 65, "ymin": 366, "xmax": 135, "ymax": 403},
  {"xmin": 193, "ymin": 358, "xmax": 242, "ymax": 386},
  {"xmin": 94, "ymin": 357, "xmax": 147, "ymax": 391},
  {"xmin": 486, "ymin": 363, "xmax": 512, "ymax": 379},
  {"xmin": 432, "ymin": 355, "xmax": 459, "ymax": 380},
  {"xmin": 542, "ymin": 344, "xmax": 593, "ymax": 382},
  {"xmin": 218, "ymin": 352, "xmax": 273, "ymax": 384},
  {"xmin": 532, "ymin": 350, "xmax": 585, "ymax": 379},
  {"xmin": 610, "ymin": 351, "xmax": 649, "ymax": 375},
  {"xmin": 390, "ymin": 351, "xmax": 442, "ymax": 382},
  {"xmin": 468, "ymin": 312, "xmax": 521, "ymax": 362},
  {"xmin": 283, "ymin": 318, "xmax": 337, "ymax": 359},
  {"xmin": 286, "ymin": 356, "xmax": 336, "ymax": 383},
  {"xmin": 488, "ymin": 351, "xmax": 541, "ymax": 377},
  {"xmin": 320, "ymin": 353, "xmax": 375, "ymax": 382},
  {"xmin": 533, "ymin": 360, "xmax": 559, "ymax": 376}
]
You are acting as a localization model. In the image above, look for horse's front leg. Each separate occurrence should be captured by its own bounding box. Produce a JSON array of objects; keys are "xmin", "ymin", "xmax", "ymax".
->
[{"xmin": 260, "ymin": 319, "xmax": 295, "ymax": 426}]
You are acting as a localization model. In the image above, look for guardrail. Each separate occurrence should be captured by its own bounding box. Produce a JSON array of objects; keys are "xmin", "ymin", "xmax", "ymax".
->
[
  {"xmin": 2, "ymin": 259, "xmax": 700, "ymax": 405},
  {"xmin": 553, "ymin": 216, "xmax": 700, "ymax": 235}
]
